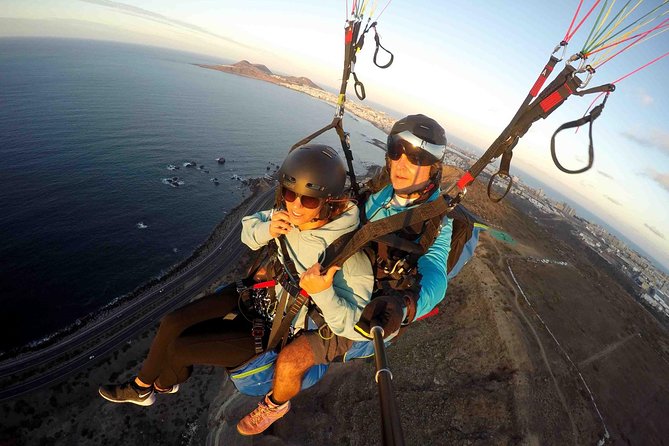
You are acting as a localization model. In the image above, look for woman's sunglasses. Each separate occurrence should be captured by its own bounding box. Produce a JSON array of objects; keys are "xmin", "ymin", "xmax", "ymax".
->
[
  {"xmin": 281, "ymin": 187, "xmax": 323, "ymax": 209},
  {"xmin": 387, "ymin": 131, "xmax": 446, "ymax": 166}
]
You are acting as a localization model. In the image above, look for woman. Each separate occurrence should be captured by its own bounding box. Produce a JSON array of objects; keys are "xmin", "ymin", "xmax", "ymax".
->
[{"xmin": 99, "ymin": 144, "xmax": 373, "ymax": 406}]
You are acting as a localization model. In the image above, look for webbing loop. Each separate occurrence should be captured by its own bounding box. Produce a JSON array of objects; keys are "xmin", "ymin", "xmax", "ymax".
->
[
  {"xmin": 487, "ymin": 148, "xmax": 515, "ymax": 203},
  {"xmin": 353, "ymin": 71, "xmax": 366, "ymax": 100},
  {"xmin": 372, "ymin": 24, "xmax": 394, "ymax": 68},
  {"xmin": 550, "ymin": 93, "xmax": 609, "ymax": 174}
]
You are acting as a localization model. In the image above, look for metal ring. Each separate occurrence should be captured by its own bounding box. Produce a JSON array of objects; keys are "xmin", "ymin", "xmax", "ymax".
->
[
  {"xmin": 318, "ymin": 324, "xmax": 334, "ymax": 340},
  {"xmin": 375, "ymin": 368, "xmax": 393, "ymax": 383}
]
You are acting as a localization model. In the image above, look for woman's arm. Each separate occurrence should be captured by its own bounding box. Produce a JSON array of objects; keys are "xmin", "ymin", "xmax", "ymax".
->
[{"xmin": 302, "ymin": 252, "xmax": 374, "ymax": 341}]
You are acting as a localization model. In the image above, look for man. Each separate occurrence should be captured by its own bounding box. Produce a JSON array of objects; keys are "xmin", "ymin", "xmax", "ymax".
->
[
  {"xmin": 236, "ymin": 114, "xmax": 452, "ymax": 435},
  {"xmin": 353, "ymin": 113, "xmax": 452, "ymax": 338}
]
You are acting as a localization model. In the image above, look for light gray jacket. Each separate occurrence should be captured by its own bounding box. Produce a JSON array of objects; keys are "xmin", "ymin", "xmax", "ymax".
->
[{"xmin": 241, "ymin": 204, "xmax": 373, "ymax": 341}]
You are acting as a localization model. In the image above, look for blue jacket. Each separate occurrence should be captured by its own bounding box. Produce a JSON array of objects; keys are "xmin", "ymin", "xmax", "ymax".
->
[{"xmin": 364, "ymin": 185, "xmax": 453, "ymax": 319}]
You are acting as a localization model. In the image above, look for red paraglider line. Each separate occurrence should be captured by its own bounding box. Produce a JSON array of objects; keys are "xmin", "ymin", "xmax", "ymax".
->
[
  {"xmin": 565, "ymin": 0, "xmax": 603, "ymax": 43},
  {"xmin": 564, "ymin": 0, "xmax": 586, "ymax": 42}
]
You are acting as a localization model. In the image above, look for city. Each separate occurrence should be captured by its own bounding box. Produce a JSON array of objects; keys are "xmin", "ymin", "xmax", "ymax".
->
[{"xmin": 444, "ymin": 144, "xmax": 669, "ymax": 321}]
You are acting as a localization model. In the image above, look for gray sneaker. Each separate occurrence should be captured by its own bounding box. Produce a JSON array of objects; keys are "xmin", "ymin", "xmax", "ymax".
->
[{"xmin": 98, "ymin": 380, "xmax": 156, "ymax": 406}]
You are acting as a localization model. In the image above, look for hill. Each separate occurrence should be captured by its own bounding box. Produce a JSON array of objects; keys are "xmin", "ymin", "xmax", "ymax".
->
[{"xmin": 197, "ymin": 60, "xmax": 323, "ymax": 91}]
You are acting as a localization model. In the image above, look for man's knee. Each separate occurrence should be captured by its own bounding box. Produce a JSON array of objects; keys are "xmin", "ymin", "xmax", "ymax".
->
[{"xmin": 276, "ymin": 336, "xmax": 315, "ymax": 375}]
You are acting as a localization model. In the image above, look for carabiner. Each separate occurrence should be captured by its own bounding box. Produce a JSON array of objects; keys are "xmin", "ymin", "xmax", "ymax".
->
[
  {"xmin": 552, "ymin": 40, "xmax": 568, "ymax": 62},
  {"xmin": 577, "ymin": 65, "xmax": 596, "ymax": 89}
]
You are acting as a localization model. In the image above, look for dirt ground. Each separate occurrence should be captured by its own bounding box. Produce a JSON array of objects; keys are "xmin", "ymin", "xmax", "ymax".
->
[{"xmin": 2, "ymin": 167, "xmax": 669, "ymax": 445}]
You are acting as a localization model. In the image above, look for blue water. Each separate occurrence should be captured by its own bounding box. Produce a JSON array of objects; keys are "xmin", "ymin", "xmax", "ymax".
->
[{"xmin": 0, "ymin": 38, "xmax": 388, "ymax": 352}]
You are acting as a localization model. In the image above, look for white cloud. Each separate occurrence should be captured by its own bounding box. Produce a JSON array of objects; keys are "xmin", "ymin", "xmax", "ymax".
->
[
  {"xmin": 647, "ymin": 169, "xmax": 669, "ymax": 193},
  {"xmin": 644, "ymin": 223, "xmax": 666, "ymax": 240},
  {"xmin": 621, "ymin": 129, "xmax": 669, "ymax": 156},
  {"xmin": 640, "ymin": 93, "xmax": 654, "ymax": 106}
]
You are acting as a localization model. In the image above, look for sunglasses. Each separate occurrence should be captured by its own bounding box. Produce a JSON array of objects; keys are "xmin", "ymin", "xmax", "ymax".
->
[
  {"xmin": 281, "ymin": 187, "xmax": 324, "ymax": 209},
  {"xmin": 387, "ymin": 131, "xmax": 446, "ymax": 166}
]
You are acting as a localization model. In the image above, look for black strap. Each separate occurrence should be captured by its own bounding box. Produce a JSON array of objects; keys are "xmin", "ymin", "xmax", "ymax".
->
[
  {"xmin": 252, "ymin": 318, "xmax": 265, "ymax": 354},
  {"xmin": 551, "ymin": 94, "xmax": 608, "ymax": 174},
  {"xmin": 487, "ymin": 148, "xmax": 515, "ymax": 203},
  {"xmin": 267, "ymin": 278, "xmax": 311, "ymax": 350},
  {"xmin": 278, "ymin": 236, "xmax": 299, "ymax": 280},
  {"xmin": 322, "ymin": 194, "xmax": 451, "ymax": 271},
  {"xmin": 353, "ymin": 71, "xmax": 366, "ymax": 100},
  {"xmin": 266, "ymin": 287, "xmax": 290, "ymax": 349},
  {"xmin": 372, "ymin": 25, "xmax": 394, "ymax": 69}
]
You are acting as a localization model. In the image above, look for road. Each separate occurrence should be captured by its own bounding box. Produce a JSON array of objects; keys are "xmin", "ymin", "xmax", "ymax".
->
[{"xmin": 0, "ymin": 188, "xmax": 275, "ymax": 401}]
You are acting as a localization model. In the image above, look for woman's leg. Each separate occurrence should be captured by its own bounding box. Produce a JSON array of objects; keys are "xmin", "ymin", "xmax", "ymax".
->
[
  {"xmin": 154, "ymin": 317, "xmax": 257, "ymax": 388},
  {"xmin": 137, "ymin": 284, "xmax": 239, "ymax": 385}
]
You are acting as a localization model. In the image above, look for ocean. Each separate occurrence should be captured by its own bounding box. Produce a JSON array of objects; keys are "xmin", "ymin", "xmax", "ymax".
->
[{"xmin": 0, "ymin": 38, "xmax": 389, "ymax": 353}]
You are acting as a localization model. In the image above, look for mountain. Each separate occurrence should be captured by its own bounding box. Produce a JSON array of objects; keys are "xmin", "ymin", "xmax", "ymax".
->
[{"xmin": 197, "ymin": 60, "xmax": 323, "ymax": 90}]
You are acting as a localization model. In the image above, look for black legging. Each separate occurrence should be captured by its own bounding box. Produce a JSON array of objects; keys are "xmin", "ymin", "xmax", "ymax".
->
[{"xmin": 137, "ymin": 284, "xmax": 257, "ymax": 388}]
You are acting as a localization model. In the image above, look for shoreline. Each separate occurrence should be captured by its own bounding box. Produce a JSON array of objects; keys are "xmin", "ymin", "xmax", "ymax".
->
[
  {"xmin": 196, "ymin": 63, "xmax": 396, "ymax": 134},
  {"xmin": 0, "ymin": 177, "xmax": 273, "ymax": 361}
]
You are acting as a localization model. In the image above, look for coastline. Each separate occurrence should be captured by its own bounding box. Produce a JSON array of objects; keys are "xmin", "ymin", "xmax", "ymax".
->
[
  {"xmin": 0, "ymin": 177, "xmax": 273, "ymax": 360},
  {"xmin": 196, "ymin": 63, "xmax": 396, "ymax": 135}
]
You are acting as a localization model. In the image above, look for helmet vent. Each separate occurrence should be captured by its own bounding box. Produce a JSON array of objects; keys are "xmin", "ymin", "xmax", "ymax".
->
[
  {"xmin": 306, "ymin": 183, "xmax": 325, "ymax": 192},
  {"xmin": 321, "ymin": 150, "xmax": 334, "ymax": 159}
]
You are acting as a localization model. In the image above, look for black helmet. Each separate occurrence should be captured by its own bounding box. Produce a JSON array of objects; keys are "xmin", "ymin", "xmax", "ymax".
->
[
  {"xmin": 278, "ymin": 144, "xmax": 347, "ymax": 199},
  {"xmin": 388, "ymin": 114, "xmax": 447, "ymax": 164}
]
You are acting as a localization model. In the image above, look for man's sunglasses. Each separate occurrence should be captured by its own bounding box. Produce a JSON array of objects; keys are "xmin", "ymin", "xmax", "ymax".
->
[
  {"xmin": 281, "ymin": 187, "xmax": 323, "ymax": 209},
  {"xmin": 387, "ymin": 131, "xmax": 446, "ymax": 166}
]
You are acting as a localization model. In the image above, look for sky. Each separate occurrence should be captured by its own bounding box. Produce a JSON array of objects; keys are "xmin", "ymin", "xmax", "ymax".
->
[{"xmin": 2, "ymin": 0, "xmax": 668, "ymax": 271}]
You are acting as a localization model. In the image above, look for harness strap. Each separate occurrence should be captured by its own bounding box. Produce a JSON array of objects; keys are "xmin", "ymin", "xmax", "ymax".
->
[
  {"xmin": 252, "ymin": 318, "xmax": 265, "ymax": 354},
  {"xmin": 322, "ymin": 194, "xmax": 451, "ymax": 270},
  {"xmin": 419, "ymin": 215, "xmax": 443, "ymax": 253},
  {"xmin": 278, "ymin": 236, "xmax": 299, "ymax": 280},
  {"xmin": 267, "ymin": 287, "xmax": 290, "ymax": 350},
  {"xmin": 267, "ymin": 282, "xmax": 311, "ymax": 350}
]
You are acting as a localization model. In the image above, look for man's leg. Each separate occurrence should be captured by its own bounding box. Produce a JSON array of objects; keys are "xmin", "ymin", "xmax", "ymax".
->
[
  {"xmin": 272, "ymin": 335, "xmax": 315, "ymax": 403},
  {"xmin": 236, "ymin": 336, "xmax": 315, "ymax": 436}
]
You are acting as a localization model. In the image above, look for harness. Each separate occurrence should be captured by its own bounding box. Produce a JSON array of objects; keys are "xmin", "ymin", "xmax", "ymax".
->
[{"xmin": 238, "ymin": 232, "xmax": 337, "ymax": 354}]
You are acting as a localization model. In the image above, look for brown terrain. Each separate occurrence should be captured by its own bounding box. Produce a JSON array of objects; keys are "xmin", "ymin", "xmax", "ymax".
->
[
  {"xmin": 197, "ymin": 60, "xmax": 323, "ymax": 91},
  {"xmin": 2, "ymin": 165, "xmax": 669, "ymax": 445}
]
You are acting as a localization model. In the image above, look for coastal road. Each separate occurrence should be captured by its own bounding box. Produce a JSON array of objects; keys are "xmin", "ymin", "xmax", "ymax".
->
[{"xmin": 0, "ymin": 188, "xmax": 276, "ymax": 401}]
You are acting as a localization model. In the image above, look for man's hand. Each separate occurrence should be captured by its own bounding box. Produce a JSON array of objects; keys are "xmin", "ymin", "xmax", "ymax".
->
[
  {"xmin": 299, "ymin": 263, "xmax": 340, "ymax": 295},
  {"xmin": 268, "ymin": 210, "xmax": 292, "ymax": 238},
  {"xmin": 354, "ymin": 295, "xmax": 405, "ymax": 339}
]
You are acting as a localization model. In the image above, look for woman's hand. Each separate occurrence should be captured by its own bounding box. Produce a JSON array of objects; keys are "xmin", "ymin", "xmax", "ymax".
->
[
  {"xmin": 268, "ymin": 210, "xmax": 292, "ymax": 238},
  {"xmin": 299, "ymin": 263, "xmax": 341, "ymax": 295}
]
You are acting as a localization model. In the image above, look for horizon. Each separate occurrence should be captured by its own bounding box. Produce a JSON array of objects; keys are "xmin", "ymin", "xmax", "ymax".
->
[{"xmin": 1, "ymin": 0, "xmax": 668, "ymax": 271}]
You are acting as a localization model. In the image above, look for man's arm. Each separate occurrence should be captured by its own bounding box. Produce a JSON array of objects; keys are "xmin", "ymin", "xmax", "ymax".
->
[{"xmin": 414, "ymin": 215, "xmax": 453, "ymax": 319}]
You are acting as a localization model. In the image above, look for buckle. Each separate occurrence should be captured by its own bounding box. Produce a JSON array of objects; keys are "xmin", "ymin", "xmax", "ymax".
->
[{"xmin": 236, "ymin": 280, "xmax": 248, "ymax": 294}]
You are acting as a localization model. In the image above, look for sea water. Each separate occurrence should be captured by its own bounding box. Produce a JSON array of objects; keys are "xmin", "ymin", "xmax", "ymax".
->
[{"xmin": 0, "ymin": 38, "xmax": 388, "ymax": 352}]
